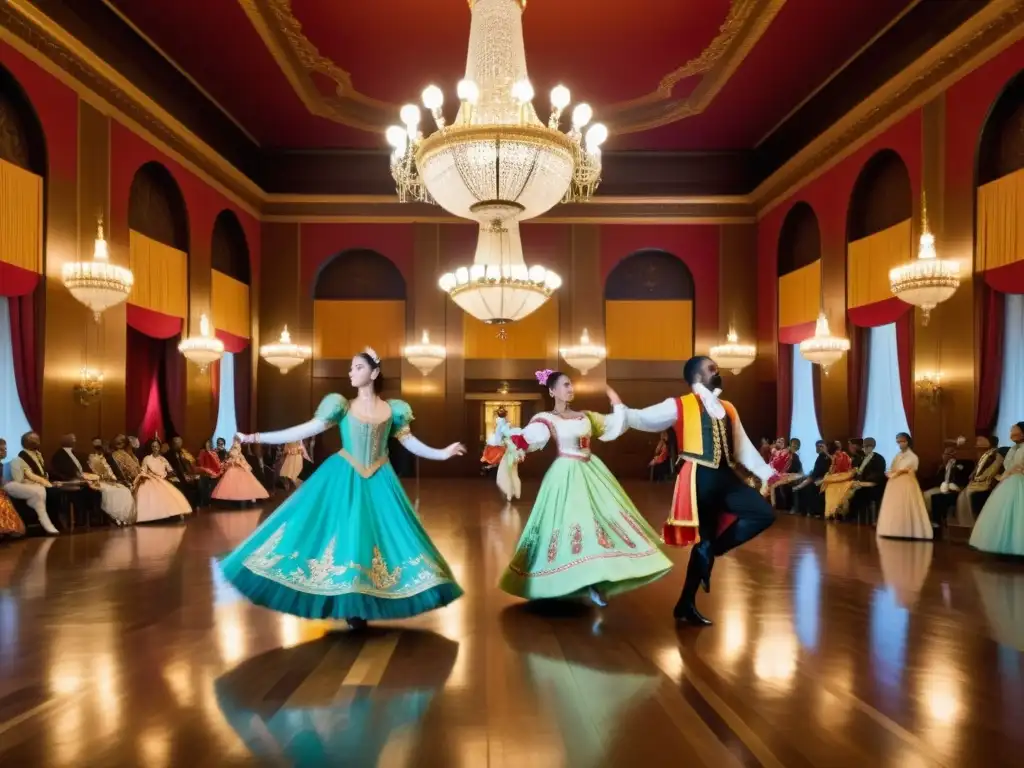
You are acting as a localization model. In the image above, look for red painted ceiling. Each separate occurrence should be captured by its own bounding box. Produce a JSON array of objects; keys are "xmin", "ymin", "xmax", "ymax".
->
[{"xmin": 109, "ymin": 0, "xmax": 914, "ymax": 151}]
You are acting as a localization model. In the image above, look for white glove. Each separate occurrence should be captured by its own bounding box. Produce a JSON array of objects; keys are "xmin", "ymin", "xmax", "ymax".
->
[{"xmin": 940, "ymin": 482, "xmax": 949, "ymax": 494}]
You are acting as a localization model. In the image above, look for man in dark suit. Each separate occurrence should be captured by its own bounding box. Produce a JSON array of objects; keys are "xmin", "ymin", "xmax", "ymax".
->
[
  {"xmin": 48, "ymin": 433, "xmax": 102, "ymax": 520},
  {"xmin": 923, "ymin": 441, "xmax": 973, "ymax": 525},
  {"xmin": 165, "ymin": 436, "xmax": 201, "ymax": 509},
  {"xmin": 793, "ymin": 440, "xmax": 830, "ymax": 516},
  {"xmin": 849, "ymin": 437, "xmax": 887, "ymax": 521}
]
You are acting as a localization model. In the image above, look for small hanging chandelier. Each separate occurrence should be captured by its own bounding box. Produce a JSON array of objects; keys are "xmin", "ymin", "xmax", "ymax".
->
[
  {"xmin": 178, "ymin": 313, "xmax": 224, "ymax": 372},
  {"xmin": 799, "ymin": 312, "xmax": 850, "ymax": 372},
  {"xmin": 403, "ymin": 330, "xmax": 446, "ymax": 376},
  {"xmin": 710, "ymin": 328, "xmax": 756, "ymax": 374},
  {"xmin": 559, "ymin": 328, "xmax": 606, "ymax": 375},
  {"xmin": 62, "ymin": 218, "xmax": 134, "ymax": 321},
  {"xmin": 889, "ymin": 192, "xmax": 960, "ymax": 325},
  {"xmin": 259, "ymin": 325, "xmax": 311, "ymax": 374}
]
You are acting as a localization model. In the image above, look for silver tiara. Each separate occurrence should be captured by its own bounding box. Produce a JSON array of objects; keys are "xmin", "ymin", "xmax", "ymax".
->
[{"xmin": 363, "ymin": 346, "xmax": 381, "ymax": 364}]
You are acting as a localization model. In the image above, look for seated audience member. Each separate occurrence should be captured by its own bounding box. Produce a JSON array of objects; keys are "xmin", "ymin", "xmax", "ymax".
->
[
  {"xmin": 3, "ymin": 432, "xmax": 59, "ymax": 535},
  {"xmin": 165, "ymin": 436, "xmax": 202, "ymax": 510},
  {"xmin": 849, "ymin": 437, "xmax": 887, "ymax": 520},
  {"xmin": 771, "ymin": 438, "xmax": 804, "ymax": 511},
  {"xmin": 969, "ymin": 421, "xmax": 1024, "ymax": 556},
  {"xmin": 110, "ymin": 435, "xmax": 141, "ymax": 485},
  {"xmin": 793, "ymin": 440, "xmax": 830, "ymax": 517},
  {"xmin": 0, "ymin": 439, "xmax": 27, "ymax": 539},
  {"xmin": 954, "ymin": 435, "xmax": 1003, "ymax": 526},
  {"xmin": 244, "ymin": 441, "xmax": 275, "ymax": 491},
  {"xmin": 215, "ymin": 437, "xmax": 229, "ymax": 462},
  {"xmin": 127, "ymin": 435, "xmax": 144, "ymax": 460},
  {"xmin": 820, "ymin": 440, "xmax": 855, "ymax": 520},
  {"xmin": 212, "ymin": 438, "xmax": 270, "ymax": 504},
  {"xmin": 195, "ymin": 440, "xmax": 223, "ymax": 506},
  {"xmin": 135, "ymin": 439, "xmax": 193, "ymax": 523},
  {"xmin": 649, "ymin": 431, "xmax": 671, "ymax": 482},
  {"xmin": 49, "ymin": 433, "xmax": 104, "ymax": 518},
  {"xmin": 923, "ymin": 438, "xmax": 972, "ymax": 525},
  {"xmin": 759, "ymin": 437, "xmax": 772, "ymax": 464},
  {"xmin": 86, "ymin": 442, "xmax": 136, "ymax": 525}
]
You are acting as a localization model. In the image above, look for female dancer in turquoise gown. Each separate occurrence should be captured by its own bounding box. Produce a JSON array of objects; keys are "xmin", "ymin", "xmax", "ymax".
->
[
  {"xmin": 488, "ymin": 370, "xmax": 673, "ymax": 606},
  {"xmin": 970, "ymin": 421, "xmax": 1024, "ymax": 557},
  {"xmin": 221, "ymin": 348, "xmax": 466, "ymax": 628}
]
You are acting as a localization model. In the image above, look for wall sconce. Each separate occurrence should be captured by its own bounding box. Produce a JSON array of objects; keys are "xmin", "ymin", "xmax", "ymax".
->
[
  {"xmin": 916, "ymin": 370, "xmax": 942, "ymax": 407},
  {"xmin": 75, "ymin": 367, "xmax": 104, "ymax": 406}
]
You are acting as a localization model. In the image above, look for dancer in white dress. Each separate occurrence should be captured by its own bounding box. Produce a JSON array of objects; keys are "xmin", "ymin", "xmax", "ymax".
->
[
  {"xmin": 875, "ymin": 432, "xmax": 933, "ymax": 541},
  {"xmin": 87, "ymin": 447, "xmax": 136, "ymax": 525}
]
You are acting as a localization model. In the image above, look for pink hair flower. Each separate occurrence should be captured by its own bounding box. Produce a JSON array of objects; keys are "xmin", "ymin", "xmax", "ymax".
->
[{"xmin": 535, "ymin": 369, "xmax": 554, "ymax": 386}]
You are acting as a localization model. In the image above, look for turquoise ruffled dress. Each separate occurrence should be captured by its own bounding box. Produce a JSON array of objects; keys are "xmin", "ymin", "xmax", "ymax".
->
[
  {"xmin": 220, "ymin": 395, "xmax": 463, "ymax": 620},
  {"xmin": 970, "ymin": 443, "xmax": 1024, "ymax": 557}
]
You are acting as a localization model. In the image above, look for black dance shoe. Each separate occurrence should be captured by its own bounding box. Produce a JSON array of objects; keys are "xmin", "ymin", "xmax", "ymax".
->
[
  {"xmin": 673, "ymin": 600, "xmax": 713, "ymax": 626},
  {"xmin": 347, "ymin": 617, "xmax": 368, "ymax": 630}
]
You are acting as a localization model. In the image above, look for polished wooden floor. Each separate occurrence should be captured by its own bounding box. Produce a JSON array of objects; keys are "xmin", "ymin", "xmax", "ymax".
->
[{"xmin": 0, "ymin": 479, "xmax": 1021, "ymax": 767}]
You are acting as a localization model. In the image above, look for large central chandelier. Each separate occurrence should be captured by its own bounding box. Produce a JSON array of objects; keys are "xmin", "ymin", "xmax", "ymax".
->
[
  {"xmin": 62, "ymin": 219, "xmax": 134, "ymax": 321},
  {"xmin": 388, "ymin": 0, "xmax": 605, "ymax": 324},
  {"xmin": 889, "ymin": 194, "xmax": 960, "ymax": 325},
  {"xmin": 799, "ymin": 312, "xmax": 850, "ymax": 372}
]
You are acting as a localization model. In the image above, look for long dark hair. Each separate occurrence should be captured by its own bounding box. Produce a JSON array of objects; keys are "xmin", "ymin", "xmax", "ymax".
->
[{"xmin": 357, "ymin": 351, "xmax": 383, "ymax": 392}]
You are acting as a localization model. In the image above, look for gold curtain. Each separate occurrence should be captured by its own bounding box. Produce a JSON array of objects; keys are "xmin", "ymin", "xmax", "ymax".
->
[
  {"xmin": 463, "ymin": 298, "xmax": 559, "ymax": 359},
  {"xmin": 314, "ymin": 300, "xmax": 405, "ymax": 360},
  {"xmin": 128, "ymin": 230, "xmax": 188, "ymax": 318},
  {"xmin": 605, "ymin": 300, "xmax": 693, "ymax": 360},
  {"xmin": 977, "ymin": 168, "xmax": 1024, "ymax": 272},
  {"xmin": 777, "ymin": 260, "xmax": 820, "ymax": 328},
  {"xmin": 211, "ymin": 270, "xmax": 250, "ymax": 339},
  {"xmin": 0, "ymin": 158, "xmax": 42, "ymax": 274},
  {"xmin": 847, "ymin": 219, "xmax": 911, "ymax": 309}
]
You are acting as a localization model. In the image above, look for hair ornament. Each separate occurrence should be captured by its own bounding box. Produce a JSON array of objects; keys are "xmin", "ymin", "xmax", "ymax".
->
[
  {"xmin": 363, "ymin": 346, "xmax": 381, "ymax": 365},
  {"xmin": 535, "ymin": 369, "xmax": 554, "ymax": 386}
]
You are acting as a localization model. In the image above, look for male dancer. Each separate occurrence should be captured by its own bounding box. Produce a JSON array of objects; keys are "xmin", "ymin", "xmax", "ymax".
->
[{"xmin": 625, "ymin": 356, "xmax": 777, "ymax": 626}]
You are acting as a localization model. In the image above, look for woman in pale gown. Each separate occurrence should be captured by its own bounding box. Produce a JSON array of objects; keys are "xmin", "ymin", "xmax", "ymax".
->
[
  {"xmin": 876, "ymin": 432, "xmax": 933, "ymax": 541},
  {"xmin": 970, "ymin": 421, "xmax": 1024, "ymax": 556},
  {"xmin": 135, "ymin": 439, "xmax": 192, "ymax": 523},
  {"xmin": 87, "ymin": 446, "xmax": 136, "ymax": 525},
  {"xmin": 212, "ymin": 439, "xmax": 270, "ymax": 502},
  {"xmin": 820, "ymin": 441, "xmax": 855, "ymax": 520}
]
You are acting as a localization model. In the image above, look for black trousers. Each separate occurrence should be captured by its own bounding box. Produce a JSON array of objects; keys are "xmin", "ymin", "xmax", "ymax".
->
[{"xmin": 694, "ymin": 464, "xmax": 775, "ymax": 557}]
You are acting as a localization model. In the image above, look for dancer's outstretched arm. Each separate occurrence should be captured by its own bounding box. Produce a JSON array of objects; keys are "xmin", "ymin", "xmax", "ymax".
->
[
  {"xmin": 624, "ymin": 398, "xmax": 678, "ymax": 433},
  {"xmin": 589, "ymin": 388, "xmax": 629, "ymax": 442},
  {"xmin": 487, "ymin": 416, "xmax": 551, "ymax": 453},
  {"xmin": 390, "ymin": 399, "xmax": 465, "ymax": 460},
  {"xmin": 237, "ymin": 393, "xmax": 345, "ymax": 445},
  {"xmin": 730, "ymin": 412, "xmax": 774, "ymax": 485}
]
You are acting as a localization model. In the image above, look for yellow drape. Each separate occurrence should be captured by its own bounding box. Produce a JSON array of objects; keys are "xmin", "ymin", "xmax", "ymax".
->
[
  {"xmin": 847, "ymin": 219, "xmax": 911, "ymax": 309},
  {"xmin": 463, "ymin": 299, "xmax": 559, "ymax": 359},
  {"xmin": 0, "ymin": 158, "xmax": 43, "ymax": 274},
  {"xmin": 211, "ymin": 270, "xmax": 250, "ymax": 339},
  {"xmin": 128, "ymin": 230, "xmax": 187, "ymax": 318},
  {"xmin": 313, "ymin": 300, "xmax": 405, "ymax": 360},
  {"xmin": 778, "ymin": 260, "xmax": 820, "ymax": 328},
  {"xmin": 977, "ymin": 168, "xmax": 1024, "ymax": 272},
  {"xmin": 605, "ymin": 300, "xmax": 693, "ymax": 360}
]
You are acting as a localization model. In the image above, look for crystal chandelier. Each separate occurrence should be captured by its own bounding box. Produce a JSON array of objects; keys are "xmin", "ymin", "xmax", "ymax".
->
[
  {"xmin": 799, "ymin": 312, "xmax": 850, "ymax": 371},
  {"xmin": 403, "ymin": 330, "xmax": 446, "ymax": 376},
  {"xmin": 62, "ymin": 219, "xmax": 134, "ymax": 321},
  {"xmin": 389, "ymin": 0, "xmax": 604, "ymax": 323},
  {"xmin": 710, "ymin": 328, "xmax": 756, "ymax": 374},
  {"xmin": 559, "ymin": 328, "xmax": 606, "ymax": 375},
  {"xmin": 889, "ymin": 194, "xmax": 960, "ymax": 325},
  {"xmin": 178, "ymin": 313, "xmax": 224, "ymax": 372},
  {"xmin": 259, "ymin": 325, "xmax": 311, "ymax": 374}
]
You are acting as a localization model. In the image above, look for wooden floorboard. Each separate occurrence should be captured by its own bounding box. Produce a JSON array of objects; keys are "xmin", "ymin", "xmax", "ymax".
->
[{"xmin": 0, "ymin": 478, "xmax": 1021, "ymax": 766}]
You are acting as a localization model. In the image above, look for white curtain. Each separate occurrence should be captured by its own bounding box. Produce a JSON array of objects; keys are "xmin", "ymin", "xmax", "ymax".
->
[
  {"xmin": 212, "ymin": 352, "xmax": 238, "ymax": 447},
  {"xmin": 861, "ymin": 323, "xmax": 911, "ymax": 459},
  {"xmin": 996, "ymin": 294, "xmax": 1024, "ymax": 446},
  {"xmin": 789, "ymin": 345, "xmax": 821, "ymax": 471},
  {"xmin": 0, "ymin": 296, "xmax": 31, "ymax": 465}
]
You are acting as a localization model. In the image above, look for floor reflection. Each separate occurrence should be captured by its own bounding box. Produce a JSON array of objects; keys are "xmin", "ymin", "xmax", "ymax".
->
[
  {"xmin": 971, "ymin": 563, "xmax": 1024, "ymax": 652},
  {"xmin": 214, "ymin": 630, "xmax": 458, "ymax": 767},
  {"xmin": 877, "ymin": 538, "xmax": 934, "ymax": 609}
]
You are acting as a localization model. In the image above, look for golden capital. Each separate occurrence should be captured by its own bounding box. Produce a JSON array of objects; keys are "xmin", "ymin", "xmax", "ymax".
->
[{"xmin": 468, "ymin": 0, "xmax": 526, "ymax": 9}]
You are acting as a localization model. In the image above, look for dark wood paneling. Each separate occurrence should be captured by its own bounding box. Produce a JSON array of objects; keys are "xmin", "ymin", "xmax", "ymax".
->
[
  {"xmin": 211, "ymin": 210, "xmax": 250, "ymax": 284},
  {"xmin": 847, "ymin": 150, "xmax": 914, "ymax": 240},
  {"xmin": 257, "ymin": 223, "xmax": 309, "ymax": 431},
  {"xmin": 313, "ymin": 250, "xmax": 406, "ymax": 300},
  {"xmin": 777, "ymin": 202, "xmax": 821, "ymax": 276},
  {"xmin": 183, "ymin": 220, "xmax": 213, "ymax": 449},
  {"xmin": 604, "ymin": 250, "xmax": 695, "ymax": 300},
  {"xmin": 128, "ymin": 162, "xmax": 189, "ymax": 249}
]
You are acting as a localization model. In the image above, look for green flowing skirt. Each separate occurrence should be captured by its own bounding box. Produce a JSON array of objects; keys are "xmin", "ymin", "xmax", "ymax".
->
[
  {"xmin": 220, "ymin": 453, "xmax": 463, "ymax": 621},
  {"xmin": 500, "ymin": 454, "xmax": 673, "ymax": 599}
]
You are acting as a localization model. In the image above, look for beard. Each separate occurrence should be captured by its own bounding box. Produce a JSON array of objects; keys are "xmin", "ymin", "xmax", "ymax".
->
[{"xmin": 709, "ymin": 373, "xmax": 723, "ymax": 391}]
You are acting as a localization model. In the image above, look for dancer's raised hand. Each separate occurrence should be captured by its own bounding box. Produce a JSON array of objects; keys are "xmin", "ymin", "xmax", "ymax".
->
[
  {"xmin": 606, "ymin": 386, "xmax": 622, "ymax": 406},
  {"xmin": 235, "ymin": 432, "xmax": 252, "ymax": 444},
  {"xmin": 444, "ymin": 442, "xmax": 467, "ymax": 459}
]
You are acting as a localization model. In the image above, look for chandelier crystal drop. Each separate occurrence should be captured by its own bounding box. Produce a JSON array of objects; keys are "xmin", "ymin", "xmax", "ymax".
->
[
  {"xmin": 710, "ymin": 328, "xmax": 756, "ymax": 374},
  {"xmin": 178, "ymin": 313, "xmax": 224, "ymax": 372},
  {"xmin": 388, "ymin": 0, "xmax": 606, "ymax": 222},
  {"xmin": 62, "ymin": 219, "xmax": 134, "ymax": 321},
  {"xmin": 403, "ymin": 330, "xmax": 447, "ymax": 376},
  {"xmin": 889, "ymin": 194, "xmax": 960, "ymax": 325},
  {"xmin": 559, "ymin": 328, "xmax": 606, "ymax": 375},
  {"xmin": 438, "ymin": 214, "xmax": 561, "ymax": 324},
  {"xmin": 259, "ymin": 325, "xmax": 312, "ymax": 374},
  {"xmin": 799, "ymin": 313, "xmax": 850, "ymax": 371}
]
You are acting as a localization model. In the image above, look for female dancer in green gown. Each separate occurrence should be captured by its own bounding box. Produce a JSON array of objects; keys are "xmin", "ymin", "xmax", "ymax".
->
[
  {"xmin": 488, "ymin": 370, "xmax": 673, "ymax": 606},
  {"xmin": 221, "ymin": 348, "xmax": 466, "ymax": 628}
]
